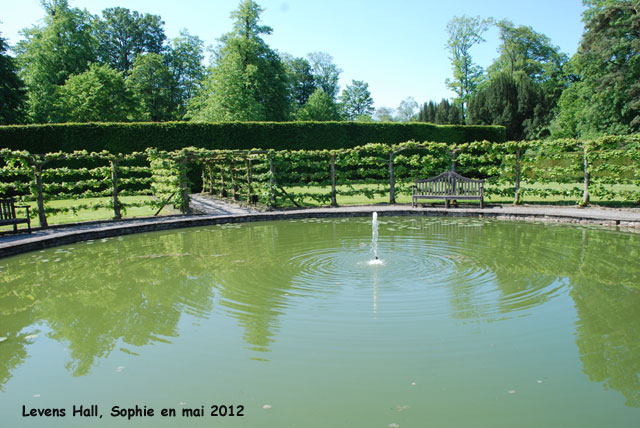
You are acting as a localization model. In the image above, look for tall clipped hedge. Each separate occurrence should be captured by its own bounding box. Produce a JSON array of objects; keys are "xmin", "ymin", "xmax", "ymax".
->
[{"xmin": 0, "ymin": 122, "xmax": 505, "ymax": 154}]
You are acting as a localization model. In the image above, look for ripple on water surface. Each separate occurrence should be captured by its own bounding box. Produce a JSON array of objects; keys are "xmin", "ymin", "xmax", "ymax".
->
[{"xmin": 2, "ymin": 217, "xmax": 640, "ymax": 428}]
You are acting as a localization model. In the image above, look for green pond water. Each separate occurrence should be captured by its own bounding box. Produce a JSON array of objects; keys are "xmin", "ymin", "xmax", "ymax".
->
[{"xmin": 1, "ymin": 216, "xmax": 640, "ymax": 427}]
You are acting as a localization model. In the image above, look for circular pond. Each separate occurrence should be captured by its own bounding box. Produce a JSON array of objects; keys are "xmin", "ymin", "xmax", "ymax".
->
[{"xmin": 1, "ymin": 216, "xmax": 640, "ymax": 427}]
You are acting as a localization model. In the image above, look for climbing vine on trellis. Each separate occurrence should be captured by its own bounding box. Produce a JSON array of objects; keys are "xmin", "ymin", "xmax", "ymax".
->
[{"xmin": 1, "ymin": 135, "xmax": 639, "ymax": 227}]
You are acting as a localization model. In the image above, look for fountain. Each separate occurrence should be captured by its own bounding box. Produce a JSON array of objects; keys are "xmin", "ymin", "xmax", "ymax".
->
[
  {"xmin": 369, "ymin": 212, "xmax": 383, "ymax": 265},
  {"xmin": 2, "ymin": 216, "xmax": 640, "ymax": 427}
]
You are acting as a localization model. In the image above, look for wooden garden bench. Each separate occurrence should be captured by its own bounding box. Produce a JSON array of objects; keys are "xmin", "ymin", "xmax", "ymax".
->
[
  {"xmin": 412, "ymin": 171, "xmax": 484, "ymax": 208},
  {"xmin": 0, "ymin": 198, "xmax": 31, "ymax": 233}
]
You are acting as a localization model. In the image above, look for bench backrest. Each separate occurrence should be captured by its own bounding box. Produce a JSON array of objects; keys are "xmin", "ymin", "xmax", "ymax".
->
[
  {"xmin": 0, "ymin": 199, "xmax": 17, "ymax": 221},
  {"xmin": 415, "ymin": 171, "xmax": 484, "ymax": 196}
]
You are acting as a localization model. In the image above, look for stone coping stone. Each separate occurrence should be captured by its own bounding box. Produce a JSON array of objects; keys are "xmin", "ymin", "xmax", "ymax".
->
[{"xmin": 1, "ymin": 204, "xmax": 640, "ymax": 259}]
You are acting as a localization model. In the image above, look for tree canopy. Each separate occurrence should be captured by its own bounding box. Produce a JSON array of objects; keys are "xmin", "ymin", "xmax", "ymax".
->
[
  {"xmin": 187, "ymin": 0, "xmax": 289, "ymax": 122},
  {"xmin": 95, "ymin": 7, "xmax": 166, "ymax": 73},
  {"xmin": 339, "ymin": 80, "xmax": 374, "ymax": 120},
  {"xmin": 2, "ymin": 0, "xmax": 637, "ymax": 140},
  {"xmin": 0, "ymin": 33, "xmax": 26, "ymax": 124},
  {"xmin": 15, "ymin": 0, "xmax": 97, "ymax": 122},
  {"xmin": 445, "ymin": 15, "xmax": 493, "ymax": 119},
  {"xmin": 55, "ymin": 63, "xmax": 136, "ymax": 122},
  {"xmin": 551, "ymin": 0, "xmax": 640, "ymax": 137}
]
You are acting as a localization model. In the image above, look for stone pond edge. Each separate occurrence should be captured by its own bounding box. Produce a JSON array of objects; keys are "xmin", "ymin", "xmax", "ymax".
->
[{"xmin": 2, "ymin": 206, "xmax": 640, "ymax": 259}]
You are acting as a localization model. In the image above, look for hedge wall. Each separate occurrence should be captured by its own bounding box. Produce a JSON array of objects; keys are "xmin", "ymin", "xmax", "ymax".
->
[{"xmin": 0, "ymin": 122, "xmax": 505, "ymax": 154}]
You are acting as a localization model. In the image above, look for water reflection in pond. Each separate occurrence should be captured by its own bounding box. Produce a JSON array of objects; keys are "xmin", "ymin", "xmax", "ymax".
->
[{"xmin": 0, "ymin": 217, "xmax": 639, "ymax": 427}]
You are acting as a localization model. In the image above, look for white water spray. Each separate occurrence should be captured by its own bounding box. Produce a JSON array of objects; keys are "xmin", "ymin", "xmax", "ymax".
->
[{"xmin": 369, "ymin": 212, "xmax": 383, "ymax": 265}]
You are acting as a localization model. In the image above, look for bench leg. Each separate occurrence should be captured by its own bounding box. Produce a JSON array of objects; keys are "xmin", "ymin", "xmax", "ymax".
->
[
  {"xmin": 445, "ymin": 199, "xmax": 450, "ymax": 209},
  {"xmin": 480, "ymin": 198, "xmax": 484, "ymax": 209}
]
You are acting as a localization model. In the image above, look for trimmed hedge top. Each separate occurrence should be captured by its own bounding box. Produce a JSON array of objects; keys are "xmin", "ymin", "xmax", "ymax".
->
[{"xmin": 0, "ymin": 121, "xmax": 506, "ymax": 154}]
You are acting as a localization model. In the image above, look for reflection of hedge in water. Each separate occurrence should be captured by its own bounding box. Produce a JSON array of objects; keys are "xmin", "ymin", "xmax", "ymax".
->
[
  {"xmin": 1, "ymin": 219, "xmax": 640, "ymax": 403},
  {"xmin": 0, "ymin": 233, "xmax": 216, "ymax": 380},
  {"xmin": 412, "ymin": 219, "xmax": 640, "ymax": 406},
  {"xmin": 0, "ymin": 221, "xmax": 337, "ymax": 384},
  {"xmin": 572, "ymin": 281, "xmax": 640, "ymax": 408}
]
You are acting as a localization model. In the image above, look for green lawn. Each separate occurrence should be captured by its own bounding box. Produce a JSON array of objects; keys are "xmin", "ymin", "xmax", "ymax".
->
[
  {"xmin": 3, "ymin": 181, "xmax": 638, "ymax": 232},
  {"xmin": 273, "ymin": 182, "xmax": 640, "ymax": 207},
  {"xmin": 0, "ymin": 195, "xmax": 180, "ymax": 231}
]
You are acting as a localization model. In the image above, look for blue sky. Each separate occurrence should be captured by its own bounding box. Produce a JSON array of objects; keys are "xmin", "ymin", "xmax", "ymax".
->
[{"xmin": 0, "ymin": 0, "xmax": 587, "ymax": 110}]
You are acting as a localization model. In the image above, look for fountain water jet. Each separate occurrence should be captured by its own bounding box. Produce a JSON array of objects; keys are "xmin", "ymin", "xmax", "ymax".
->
[{"xmin": 369, "ymin": 212, "xmax": 383, "ymax": 265}]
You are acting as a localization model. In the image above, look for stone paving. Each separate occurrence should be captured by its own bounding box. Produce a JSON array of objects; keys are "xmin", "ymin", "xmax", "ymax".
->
[{"xmin": 2, "ymin": 196, "xmax": 640, "ymax": 258}]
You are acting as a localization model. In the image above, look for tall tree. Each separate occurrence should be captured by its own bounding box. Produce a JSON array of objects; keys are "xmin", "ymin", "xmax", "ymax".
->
[
  {"xmin": 469, "ymin": 71, "xmax": 550, "ymax": 140},
  {"xmin": 551, "ymin": 0, "xmax": 640, "ymax": 137},
  {"xmin": 15, "ymin": 0, "xmax": 97, "ymax": 122},
  {"xmin": 445, "ymin": 15, "xmax": 493, "ymax": 120},
  {"xmin": 283, "ymin": 55, "xmax": 316, "ymax": 111},
  {"xmin": 187, "ymin": 0, "xmax": 289, "ymax": 122},
  {"xmin": 295, "ymin": 87, "xmax": 340, "ymax": 121},
  {"xmin": 418, "ymin": 101, "xmax": 437, "ymax": 123},
  {"xmin": 0, "ymin": 33, "xmax": 27, "ymax": 124},
  {"xmin": 55, "ymin": 63, "xmax": 137, "ymax": 122},
  {"xmin": 95, "ymin": 7, "xmax": 166, "ymax": 73},
  {"xmin": 307, "ymin": 51, "xmax": 342, "ymax": 100},
  {"xmin": 166, "ymin": 30, "xmax": 206, "ymax": 118},
  {"xmin": 489, "ymin": 20, "xmax": 568, "ymax": 101},
  {"xmin": 395, "ymin": 97, "xmax": 419, "ymax": 122},
  {"xmin": 374, "ymin": 106, "xmax": 395, "ymax": 122},
  {"xmin": 126, "ymin": 53, "xmax": 177, "ymax": 121},
  {"xmin": 339, "ymin": 80, "xmax": 374, "ymax": 120}
]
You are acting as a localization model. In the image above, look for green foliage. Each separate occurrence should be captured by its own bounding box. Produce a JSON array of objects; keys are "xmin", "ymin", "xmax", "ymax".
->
[
  {"xmin": 15, "ymin": 0, "xmax": 97, "ymax": 122},
  {"xmin": 468, "ymin": 71, "xmax": 552, "ymax": 140},
  {"xmin": 395, "ymin": 97, "xmax": 419, "ymax": 122},
  {"xmin": 165, "ymin": 30, "xmax": 206, "ymax": 118},
  {"xmin": 0, "ymin": 149, "xmax": 156, "ymax": 223},
  {"xmin": 0, "ymin": 122, "xmax": 506, "ymax": 154},
  {"xmin": 307, "ymin": 52, "xmax": 342, "ymax": 100},
  {"xmin": 417, "ymin": 100, "xmax": 464, "ymax": 125},
  {"xmin": 339, "ymin": 80, "xmax": 374, "ymax": 120},
  {"xmin": 552, "ymin": 1, "xmax": 640, "ymax": 137},
  {"xmin": 374, "ymin": 107, "xmax": 395, "ymax": 122},
  {"xmin": 296, "ymin": 88, "xmax": 341, "ymax": 121},
  {"xmin": 0, "ymin": 33, "xmax": 27, "ymax": 124},
  {"xmin": 489, "ymin": 19, "xmax": 568, "ymax": 99},
  {"xmin": 126, "ymin": 53, "xmax": 177, "ymax": 121},
  {"xmin": 187, "ymin": 0, "xmax": 289, "ymax": 122},
  {"xmin": 55, "ymin": 63, "xmax": 137, "ymax": 122},
  {"xmin": 445, "ymin": 15, "xmax": 493, "ymax": 119},
  {"xmin": 94, "ymin": 6, "xmax": 166, "ymax": 73},
  {"xmin": 2, "ymin": 134, "xmax": 638, "ymax": 222},
  {"xmin": 283, "ymin": 56, "xmax": 316, "ymax": 111}
]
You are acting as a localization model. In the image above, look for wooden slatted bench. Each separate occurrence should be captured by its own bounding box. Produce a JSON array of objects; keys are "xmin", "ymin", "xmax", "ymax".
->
[
  {"xmin": 412, "ymin": 171, "xmax": 484, "ymax": 208},
  {"xmin": 0, "ymin": 198, "xmax": 31, "ymax": 233}
]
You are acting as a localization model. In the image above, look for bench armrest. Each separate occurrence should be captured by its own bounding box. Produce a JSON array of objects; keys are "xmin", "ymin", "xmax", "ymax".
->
[{"xmin": 14, "ymin": 205, "xmax": 31, "ymax": 215}]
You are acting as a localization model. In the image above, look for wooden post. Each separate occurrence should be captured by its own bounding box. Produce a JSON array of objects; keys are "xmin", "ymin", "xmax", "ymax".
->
[
  {"xmin": 35, "ymin": 162, "xmax": 48, "ymax": 228},
  {"xmin": 246, "ymin": 157, "xmax": 253, "ymax": 204},
  {"xmin": 111, "ymin": 159, "xmax": 121, "ymax": 219},
  {"xmin": 389, "ymin": 152, "xmax": 396, "ymax": 204},
  {"xmin": 230, "ymin": 159, "xmax": 238, "ymax": 201},
  {"xmin": 180, "ymin": 157, "xmax": 192, "ymax": 214},
  {"xmin": 514, "ymin": 147, "xmax": 521, "ymax": 205},
  {"xmin": 330, "ymin": 153, "xmax": 337, "ymax": 207},
  {"xmin": 208, "ymin": 163, "xmax": 215, "ymax": 194},
  {"xmin": 582, "ymin": 144, "xmax": 590, "ymax": 206},
  {"xmin": 201, "ymin": 163, "xmax": 206, "ymax": 193},
  {"xmin": 269, "ymin": 156, "xmax": 276, "ymax": 207}
]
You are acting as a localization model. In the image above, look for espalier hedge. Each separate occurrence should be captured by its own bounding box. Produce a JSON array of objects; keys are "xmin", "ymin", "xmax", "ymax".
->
[{"xmin": 0, "ymin": 122, "xmax": 506, "ymax": 154}]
